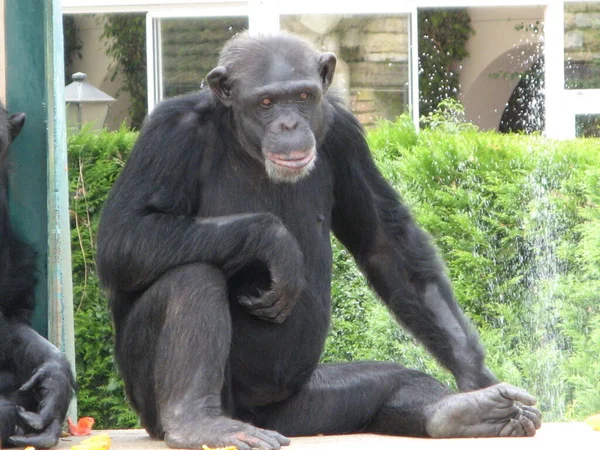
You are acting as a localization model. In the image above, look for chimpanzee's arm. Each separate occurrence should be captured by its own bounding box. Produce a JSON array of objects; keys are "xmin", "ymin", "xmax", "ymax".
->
[
  {"xmin": 96, "ymin": 93, "xmax": 304, "ymax": 322},
  {"xmin": 7, "ymin": 322, "xmax": 74, "ymax": 448},
  {"xmin": 325, "ymin": 103, "xmax": 497, "ymax": 391}
]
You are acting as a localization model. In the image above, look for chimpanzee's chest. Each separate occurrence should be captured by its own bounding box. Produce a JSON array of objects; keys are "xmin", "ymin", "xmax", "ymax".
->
[
  {"xmin": 198, "ymin": 153, "xmax": 336, "ymax": 404},
  {"xmin": 199, "ymin": 152, "xmax": 335, "ymax": 265},
  {"xmin": 199, "ymin": 149, "xmax": 335, "ymax": 318}
]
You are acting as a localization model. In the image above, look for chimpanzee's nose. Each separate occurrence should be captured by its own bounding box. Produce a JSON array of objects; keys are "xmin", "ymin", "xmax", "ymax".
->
[{"xmin": 280, "ymin": 119, "xmax": 298, "ymax": 131}]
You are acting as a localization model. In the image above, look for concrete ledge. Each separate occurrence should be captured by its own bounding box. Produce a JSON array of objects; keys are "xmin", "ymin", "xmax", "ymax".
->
[{"xmin": 48, "ymin": 423, "xmax": 599, "ymax": 450}]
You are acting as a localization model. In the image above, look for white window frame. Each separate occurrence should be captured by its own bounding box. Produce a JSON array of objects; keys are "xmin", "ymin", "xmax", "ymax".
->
[
  {"xmin": 144, "ymin": 0, "xmax": 419, "ymax": 126},
  {"xmin": 278, "ymin": 0, "xmax": 418, "ymax": 128},
  {"xmin": 145, "ymin": 2, "xmax": 249, "ymax": 111},
  {"xmin": 544, "ymin": 0, "xmax": 567, "ymax": 139},
  {"xmin": 563, "ymin": 90, "xmax": 600, "ymax": 137},
  {"xmin": 561, "ymin": 0, "xmax": 600, "ymax": 138},
  {"xmin": 64, "ymin": 0, "xmax": 600, "ymax": 138},
  {"xmin": 63, "ymin": 0, "xmax": 244, "ymax": 14}
]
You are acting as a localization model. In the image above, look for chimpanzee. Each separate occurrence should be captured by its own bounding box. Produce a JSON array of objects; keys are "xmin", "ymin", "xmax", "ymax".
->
[
  {"xmin": 97, "ymin": 33, "xmax": 542, "ymax": 450},
  {"xmin": 0, "ymin": 103, "xmax": 74, "ymax": 448}
]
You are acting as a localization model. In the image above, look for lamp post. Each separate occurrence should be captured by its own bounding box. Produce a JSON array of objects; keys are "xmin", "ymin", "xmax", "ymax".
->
[{"xmin": 64, "ymin": 72, "xmax": 115, "ymax": 132}]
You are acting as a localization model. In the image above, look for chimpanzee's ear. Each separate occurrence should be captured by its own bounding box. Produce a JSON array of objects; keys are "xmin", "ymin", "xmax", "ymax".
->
[
  {"xmin": 206, "ymin": 66, "xmax": 233, "ymax": 107},
  {"xmin": 8, "ymin": 112, "xmax": 26, "ymax": 141},
  {"xmin": 318, "ymin": 53, "xmax": 337, "ymax": 94}
]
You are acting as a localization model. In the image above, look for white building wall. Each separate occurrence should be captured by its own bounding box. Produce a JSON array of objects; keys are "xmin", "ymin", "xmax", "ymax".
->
[
  {"xmin": 458, "ymin": 6, "xmax": 545, "ymax": 130},
  {"xmin": 66, "ymin": 15, "xmax": 133, "ymax": 129}
]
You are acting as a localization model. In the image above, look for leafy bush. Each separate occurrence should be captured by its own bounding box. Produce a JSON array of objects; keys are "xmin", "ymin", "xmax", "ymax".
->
[
  {"xmin": 101, "ymin": 14, "xmax": 147, "ymax": 130},
  {"xmin": 418, "ymin": 9, "xmax": 474, "ymax": 118},
  {"xmin": 69, "ymin": 127, "xmax": 139, "ymax": 428},
  {"xmin": 68, "ymin": 117, "xmax": 600, "ymax": 426},
  {"xmin": 362, "ymin": 114, "xmax": 600, "ymax": 420}
]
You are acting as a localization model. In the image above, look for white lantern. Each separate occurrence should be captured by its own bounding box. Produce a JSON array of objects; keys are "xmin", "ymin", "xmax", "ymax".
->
[{"xmin": 65, "ymin": 72, "xmax": 115, "ymax": 132}]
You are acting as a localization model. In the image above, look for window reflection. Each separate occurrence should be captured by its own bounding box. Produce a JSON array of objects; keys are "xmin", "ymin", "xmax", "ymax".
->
[
  {"xmin": 564, "ymin": 2, "xmax": 600, "ymax": 89},
  {"xmin": 160, "ymin": 17, "xmax": 248, "ymax": 98},
  {"xmin": 575, "ymin": 114, "xmax": 600, "ymax": 137},
  {"xmin": 281, "ymin": 14, "xmax": 410, "ymax": 126}
]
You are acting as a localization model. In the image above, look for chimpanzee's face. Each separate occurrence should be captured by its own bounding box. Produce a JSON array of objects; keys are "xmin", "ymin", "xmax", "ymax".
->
[{"xmin": 207, "ymin": 38, "xmax": 336, "ymax": 183}]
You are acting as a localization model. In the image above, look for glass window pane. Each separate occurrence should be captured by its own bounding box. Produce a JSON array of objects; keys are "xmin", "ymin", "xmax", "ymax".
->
[
  {"xmin": 575, "ymin": 113, "xmax": 600, "ymax": 137},
  {"xmin": 564, "ymin": 2, "xmax": 600, "ymax": 89},
  {"xmin": 281, "ymin": 14, "xmax": 410, "ymax": 126},
  {"xmin": 451, "ymin": 6, "xmax": 544, "ymax": 134},
  {"xmin": 160, "ymin": 17, "xmax": 248, "ymax": 98}
]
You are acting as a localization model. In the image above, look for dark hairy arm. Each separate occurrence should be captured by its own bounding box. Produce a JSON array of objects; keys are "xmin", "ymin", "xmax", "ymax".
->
[
  {"xmin": 97, "ymin": 93, "xmax": 304, "ymax": 322},
  {"xmin": 325, "ymin": 103, "xmax": 497, "ymax": 391}
]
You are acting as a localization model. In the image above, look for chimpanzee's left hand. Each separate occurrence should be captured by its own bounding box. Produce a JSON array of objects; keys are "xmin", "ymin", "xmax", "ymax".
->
[{"xmin": 8, "ymin": 359, "xmax": 74, "ymax": 448}]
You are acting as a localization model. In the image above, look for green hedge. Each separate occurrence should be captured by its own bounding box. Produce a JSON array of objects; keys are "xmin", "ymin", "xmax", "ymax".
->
[
  {"xmin": 68, "ymin": 119, "xmax": 600, "ymax": 427},
  {"xmin": 364, "ymin": 116, "xmax": 600, "ymax": 420},
  {"xmin": 69, "ymin": 128, "xmax": 139, "ymax": 427}
]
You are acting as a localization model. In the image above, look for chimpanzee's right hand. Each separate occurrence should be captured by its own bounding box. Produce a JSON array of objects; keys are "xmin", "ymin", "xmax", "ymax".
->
[{"xmin": 238, "ymin": 219, "xmax": 306, "ymax": 324}]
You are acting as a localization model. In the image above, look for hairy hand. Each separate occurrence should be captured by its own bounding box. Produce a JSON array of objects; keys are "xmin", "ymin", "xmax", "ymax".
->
[{"xmin": 9, "ymin": 360, "xmax": 74, "ymax": 448}]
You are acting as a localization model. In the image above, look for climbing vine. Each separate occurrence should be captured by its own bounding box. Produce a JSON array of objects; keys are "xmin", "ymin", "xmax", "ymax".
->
[
  {"xmin": 63, "ymin": 14, "xmax": 83, "ymax": 81},
  {"xmin": 418, "ymin": 9, "xmax": 474, "ymax": 118},
  {"xmin": 101, "ymin": 14, "xmax": 147, "ymax": 129}
]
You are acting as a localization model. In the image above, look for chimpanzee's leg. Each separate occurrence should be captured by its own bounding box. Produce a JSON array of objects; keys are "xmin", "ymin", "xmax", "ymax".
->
[
  {"xmin": 115, "ymin": 263, "xmax": 289, "ymax": 450},
  {"xmin": 241, "ymin": 362, "xmax": 541, "ymax": 438}
]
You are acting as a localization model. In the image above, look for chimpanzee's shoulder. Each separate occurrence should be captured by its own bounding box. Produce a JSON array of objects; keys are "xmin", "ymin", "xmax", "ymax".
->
[{"xmin": 147, "ymin": 90, "xmax": 223, "ymax": 126}]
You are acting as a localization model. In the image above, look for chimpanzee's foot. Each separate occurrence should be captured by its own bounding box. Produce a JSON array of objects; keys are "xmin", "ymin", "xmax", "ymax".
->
[
  {"xmin": 425, "ymin": 382, "xmax": 542, "ymax": 438},
  {"xmin": 164, "ymin": 416, "xmax": 290, "ymax": 450}
]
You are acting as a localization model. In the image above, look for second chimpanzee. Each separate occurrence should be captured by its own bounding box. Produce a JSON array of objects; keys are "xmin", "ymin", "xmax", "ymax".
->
[
  {"xmin": 0, "ymin": 103, "xmax": 74, "ymax": 448},
  {"xmin": 97, "ymin": 33, "xmax": 542, "ymax": 450}
]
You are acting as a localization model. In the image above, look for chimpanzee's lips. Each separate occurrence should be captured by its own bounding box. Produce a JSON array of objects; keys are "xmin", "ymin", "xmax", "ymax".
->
[{"xmin": 265, "ymin": 148, "xmax": 315, "ymax": 169}]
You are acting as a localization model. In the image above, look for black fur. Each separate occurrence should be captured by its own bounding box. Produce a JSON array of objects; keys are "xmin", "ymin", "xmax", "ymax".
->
[
  {"xmin": 0, "ymin": 111, "xmax": 35, "ymax": 325},
  {"xmin": 97, "ymin": 34, "xmax": 501, "ymax": 449},
  {"xmin": 0, "ymin": 103, "xmax": 74, "ymax": 449},
  {"xmin": 0, "ymin": 106, "xmax": 31, "ymax": 367}
]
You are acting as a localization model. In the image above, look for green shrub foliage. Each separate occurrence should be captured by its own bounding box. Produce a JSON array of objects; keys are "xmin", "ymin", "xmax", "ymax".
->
[
  {"xmin": 101, "ymin": 14, "xmax": 147, "ymax": 130},
  {"xmin": 418, "ymin": 9, "xmax": 474, "ymax": 118},
  {"xmin": 63, "ymin": 15, "xmax": 83, "ymax": 76},
  {"xmin": 365, "ymin": 115, "xmax": 600, "ymax": 420},
  {"xmin": 69, "ymin": 118, "xmax": 600, "ymax": 426},
  {"xmin": 69, "ymin": 128, "xmax": 139, "ymax": 428}
]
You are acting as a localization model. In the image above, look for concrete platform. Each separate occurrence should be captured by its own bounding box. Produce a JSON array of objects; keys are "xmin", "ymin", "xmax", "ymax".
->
[{"xmin": 47, "ymin": 423, "xmax": 599, "ymax": 450}]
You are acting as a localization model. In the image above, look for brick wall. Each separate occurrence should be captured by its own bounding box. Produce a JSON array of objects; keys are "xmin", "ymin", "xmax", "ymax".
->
[{"xmin": 565, "ymin": 2, "xmax": 600, "ymax": 89}]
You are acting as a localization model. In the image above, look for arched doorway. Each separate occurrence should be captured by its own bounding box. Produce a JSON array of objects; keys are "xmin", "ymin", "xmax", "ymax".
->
[{"xmin": 461, "ymin": 43, "xmax": 541, "ymax": 131}]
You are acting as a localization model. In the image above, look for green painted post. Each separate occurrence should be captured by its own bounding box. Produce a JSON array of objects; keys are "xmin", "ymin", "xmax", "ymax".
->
[
  {"xmin": 5, "ymin": 0, "xmax": 76, "ymax": 411},
  {"xmin": 5, "ymin": 1, "xmax": 50, "ymax": 337}
]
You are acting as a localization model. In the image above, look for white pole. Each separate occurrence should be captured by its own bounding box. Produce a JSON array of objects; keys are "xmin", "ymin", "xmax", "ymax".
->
[
  {"xmin": 544, "ymin": 1, "xmax": 571, "ymax": 139},
  {"xmin": 410, "ymin": 4, "xmax": 420, "ymax": 131}
]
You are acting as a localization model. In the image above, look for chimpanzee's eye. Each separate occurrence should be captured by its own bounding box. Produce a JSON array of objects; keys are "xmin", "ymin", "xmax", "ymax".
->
[
  {"xmin": 298, "ymin": 92, "xmax": 310, "ymax": 101},
  {"xmin": 260, "ymin": 98, "xmax": 273, "ymax": 108}
]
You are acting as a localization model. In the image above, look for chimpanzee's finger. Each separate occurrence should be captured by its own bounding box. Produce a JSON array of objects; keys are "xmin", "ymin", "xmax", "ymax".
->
[
  {"xmin": 15, "ymin": 406, "xmax": 45, "ymax": 430},
  {"xmin": 239, "ymin": 290, "xmax": 276, "ymax": 310},
  {"xmin": 18, "ymin": 368, "xmax": 44, "ymax": 392},
  {"xmin": 8, "ymin": 419, "xmax": 62, "ymax": 448}
]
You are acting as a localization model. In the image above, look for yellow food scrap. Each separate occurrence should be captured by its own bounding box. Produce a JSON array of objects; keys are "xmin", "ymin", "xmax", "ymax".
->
[
  {"xmin": 201, "ymin": 445, "xmax": 237, "ymax": 450},
  {"xmin": 585, "ymin": 413, "xmax": 600, "ymax": 431},
  {"xmin": 81, "ymin": 434, "xmax": 111, "ymax": 446},
  {"xmin": 71, "ymin": 433, "xmax": 112, "ymax": 450},
  {"xmin": 24, "ymin": 447, "xmax": 35, "ymax": 450}
]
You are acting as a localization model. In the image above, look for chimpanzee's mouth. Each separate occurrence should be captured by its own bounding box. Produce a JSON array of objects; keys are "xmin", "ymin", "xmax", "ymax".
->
[{"xmin": 265, "ymin": 148, "xmax": 316, "ymax": 169}]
